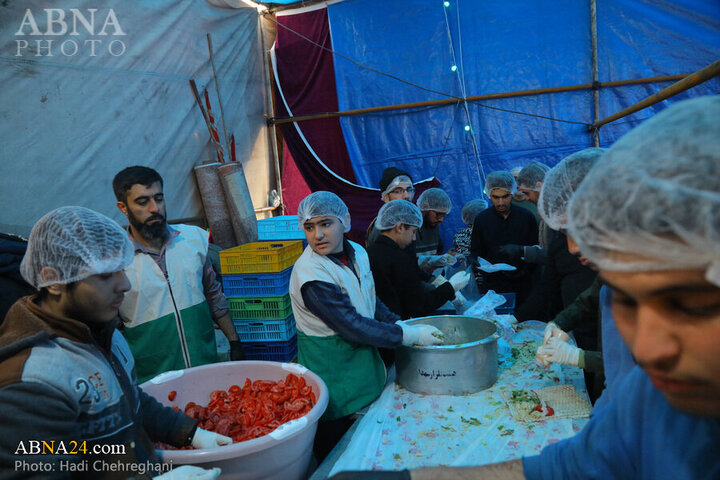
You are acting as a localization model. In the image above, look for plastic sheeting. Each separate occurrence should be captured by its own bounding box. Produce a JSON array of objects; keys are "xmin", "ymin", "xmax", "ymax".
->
[
  {"xmin": 0, "ymin": 0, "xmax": 271, "ymax": 237},
  {"xmin": 325, "ymin": 0, "xmax": 720, "ymax": 246}
]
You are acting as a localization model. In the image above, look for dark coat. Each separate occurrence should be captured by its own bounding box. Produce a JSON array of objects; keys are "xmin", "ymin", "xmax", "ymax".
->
[{"xmin": 367, "ymin": 235, "xmax": 455, "ymax": 319}]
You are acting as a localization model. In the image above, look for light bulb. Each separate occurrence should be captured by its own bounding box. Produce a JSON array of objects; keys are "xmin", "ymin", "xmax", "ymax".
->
[
  {"xmin": 464, "ymin": 125, "xmax": 471, "ymax": 132},
  {"xmin": 451, "ymin": 65, "xmax": 457, "ymax": 72},
  {"xmin": 443, "ymin": 1, "xmax": 450, "ymax": 7}
]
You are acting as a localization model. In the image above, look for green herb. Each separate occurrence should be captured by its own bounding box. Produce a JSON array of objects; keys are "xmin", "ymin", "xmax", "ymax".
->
[
  {"xmin": 447, "ymin": 406, "xmax": 455, "ymax": 412},
  {"xmin": 441, "ymin": 425, "xmax": 456, "ymax": 432},
  {"xmin": 500, "ymin": 429, "xmax": 514, "ymax": 436},
  {"xmin": 510, "ymin": 389, "xmax": 539, "ymax": 403},
  {"xmin": 460, "ymin": 416, "xmax": 482, "ymax": 426},
  {"xmin": 393, "ymin": 454, "xmax": 402, "ymax": 461}
]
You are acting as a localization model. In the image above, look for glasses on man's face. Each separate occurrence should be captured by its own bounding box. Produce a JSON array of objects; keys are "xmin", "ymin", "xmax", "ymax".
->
[{"xmin": 390, "ymin": 186, "xmax": 415, "ymax": 195}]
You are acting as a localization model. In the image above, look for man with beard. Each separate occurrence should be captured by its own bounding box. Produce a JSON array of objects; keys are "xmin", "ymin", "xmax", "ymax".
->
[
  {"xmin": 470, "ymin": 171, "xmax": 538, "ymax": 303},
  {"xmin": 0, "ymin": 206, "xmax": 227, "ymax": 479},
  {"xmin": 112, "ymin": 166, "xmax": 242, "ymax": 383}
]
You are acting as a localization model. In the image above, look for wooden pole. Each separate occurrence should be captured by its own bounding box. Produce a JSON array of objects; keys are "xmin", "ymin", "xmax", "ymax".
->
[
  {"xmin": 206, "ymin": 33, "xmax": 232, "ymax": 159},
  {"xmin": 268, "ymin": 73, "xmax": 690, "ymax": 125},
  {"xmin": 592, "ymin": 59, "xmax": 720, "ymax": 129},
  {"xmin": 262, "ymin": 14, "xmax": 285, "ymax": 215}
]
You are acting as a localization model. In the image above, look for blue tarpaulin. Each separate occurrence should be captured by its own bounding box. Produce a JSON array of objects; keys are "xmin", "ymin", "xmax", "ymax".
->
[{"xmin": 320, "ymin": 0, "xmax": 719, "ymax": 245}]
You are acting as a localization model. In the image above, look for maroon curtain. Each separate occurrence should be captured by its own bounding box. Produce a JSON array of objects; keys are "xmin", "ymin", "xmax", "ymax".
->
[{"xmin": 273, "ymin": 7, "xmax": 438, "ymax": 243}]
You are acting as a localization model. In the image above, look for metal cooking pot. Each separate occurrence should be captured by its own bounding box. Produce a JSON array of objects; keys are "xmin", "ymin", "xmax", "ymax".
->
[{"xmin": 395, "ymin": 315, "xmax": 500, "ymax": 395}]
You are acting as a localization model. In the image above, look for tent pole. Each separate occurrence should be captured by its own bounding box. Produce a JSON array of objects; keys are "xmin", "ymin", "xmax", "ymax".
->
[
  {"xmin": 260, "ymin": 14, "xmax": 284, "ymax": 215},
  {"xmin": 590, "ymin": 0, "xmax": 600, "ymax": 147},
  {"xmin": 206, "ymin": 34, "xmax": 232, "ymax": 157},
  {"xmin": 269, "ymin": 73, "xmax": 690, "ymax": 125},
  {"xmin": 591, "ymin": 59, "xmax": 720, "ymax": 130}
]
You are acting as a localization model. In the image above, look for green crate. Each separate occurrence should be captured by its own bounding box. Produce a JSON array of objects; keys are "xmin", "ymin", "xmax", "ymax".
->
[{"xmin": 228, "ymin": 293, "xmax": 293, "ymax": 320}]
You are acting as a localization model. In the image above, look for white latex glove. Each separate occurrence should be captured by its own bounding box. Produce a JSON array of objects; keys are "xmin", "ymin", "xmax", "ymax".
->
[
  {"xmin": 543, "ymin": 321, "xmax": 571, "ymax": 344},
  {"xmin": 398, "ymin": 321, "xmax": 444, "ymax": 346},
  {"xmin": 451, "ymin": 291, "xmax": 468, "ymax": 312},
  {"xmin": 535, "ymin": 337, "xmax": 581, "ymax": 367},
  {"xmin": 494, "ymin": 314, "xmax": 518, "ymax": 332},
  {"xmin": 448, "ymin": 271, "xmax": 471, "ymax": 291},
  {"xmin": 154, "ymin": 466, "xmax": 221, "ymax": 480},
  {"xmin": 191, "ymin": 428, "xmax": 232, "ymax": 449}
]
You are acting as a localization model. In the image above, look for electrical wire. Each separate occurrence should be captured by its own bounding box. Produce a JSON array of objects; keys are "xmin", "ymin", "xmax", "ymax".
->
[
  {"xmin": 266, "ymin": 14, "xmax": 459, "ymax": 100},
  {"xmin": 267, "ymin": 10, "xmax": 594, "ymax": 132}
]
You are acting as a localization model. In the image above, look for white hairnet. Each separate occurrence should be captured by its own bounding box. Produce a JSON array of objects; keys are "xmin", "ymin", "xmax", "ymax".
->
[
  {"xmin": 517, "ymin": 161, "xmax": 550, "ymax": 191},
  {"xmin": 461, "ymin": 199, "xmax": 488, "ymax": 225},
  {"xmin": 297, "ymin": 191, "xmax": 351, "ymax": 233},
  {"xmin": 510, "ymin": 166, "xmax": 523, "ymax": 177},
  {"xmin": 381, "ymin": 175, "xmax": 414, "ymax": 199},
  {"xmin": 416, "ymin": 188, "xmax": 452, "ymax": 214},
  {"xmin": 567, "ymin": 95, "xmax": 720, "ymax": 286},
  {"xmin": 538, "ymin": 148, "xmax": 606, "ymax": 230},
  {"xmin": 484, "ymin": 171, "xmax": 517, "ymax": 195},
  {"xmin": 20, "ymin": 206, "xmax": 134, "ymax": 289},
  {"xmin": 376, "ymin": 199, "xmax": 423, "ymax": 230}
]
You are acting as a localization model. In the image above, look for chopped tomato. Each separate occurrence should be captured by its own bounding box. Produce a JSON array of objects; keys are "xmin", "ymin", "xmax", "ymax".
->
[{"xmin": 168, "ymin": 373, "xmax": 315, "ymax": 449}]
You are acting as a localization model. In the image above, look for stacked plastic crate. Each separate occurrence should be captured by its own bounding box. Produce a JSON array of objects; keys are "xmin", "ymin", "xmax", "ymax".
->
[{"xmin": 219, "ymin": 216, "xmax": 305, "ymax": 362}]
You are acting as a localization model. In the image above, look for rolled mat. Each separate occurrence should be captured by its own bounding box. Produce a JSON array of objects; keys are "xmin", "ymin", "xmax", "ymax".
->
[
  {"xmin": 218, "ymin": 162, "xmax": 258, "ymax": 245},
  {"xmin": 193, "ymin": 162, "xmax": 236, "ymax": 249}
]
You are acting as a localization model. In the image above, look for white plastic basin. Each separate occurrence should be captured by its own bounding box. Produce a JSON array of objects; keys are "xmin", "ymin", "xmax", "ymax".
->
[{"xmin": 140, "ymin": 361, "xmax": 328, "ymax": 480}]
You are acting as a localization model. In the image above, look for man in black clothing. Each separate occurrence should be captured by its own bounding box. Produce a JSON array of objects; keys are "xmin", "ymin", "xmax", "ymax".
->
[
  {"xmin": 366, "ymin": 167, "xmax": 415, "ymax": 247},
  {"xmin": 368, "ymin": 200, "xmax": 470, "ymax": 319},
  {"xmin": 470, "ymin": 171, "xmax": 538, "ymax": 303}
]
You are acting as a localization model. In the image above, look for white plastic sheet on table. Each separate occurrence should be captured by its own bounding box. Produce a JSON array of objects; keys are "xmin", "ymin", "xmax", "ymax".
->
[{"xmin": 329, "ymin": 321, "xmax": 590, "ymax": 474}]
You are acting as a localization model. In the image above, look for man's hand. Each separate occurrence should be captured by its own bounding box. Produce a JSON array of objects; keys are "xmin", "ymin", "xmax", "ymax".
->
[
  {"xmin": 498, "ymin": 244, "xmax": 524, "ymax": 262},
  {"xmin": 448, "ymin": 271, "xmax": 471, "ymax": 291},
  {"xmin": 542, "ymin": 321, "xmax": 570, "ymax": 344},
  {"xmin": 536, "ymin": 337, "xmax": 581, "ymax": 367},
  {"xmin": 398, "ymin": 322, "xmax": 444, "ymax": 346},
  {"xmin": 230, "ymin": 340, "xmax": 245, "ymax": 361},
  {"xmin": 191, "ymin": 428, "xmax": 232, "ymax": 449}
]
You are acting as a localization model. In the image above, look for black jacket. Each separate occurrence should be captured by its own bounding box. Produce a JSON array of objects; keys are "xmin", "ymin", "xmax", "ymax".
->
[{"xmin": 367, "ymin": 235, "xmax": 455, "ymax": 319}]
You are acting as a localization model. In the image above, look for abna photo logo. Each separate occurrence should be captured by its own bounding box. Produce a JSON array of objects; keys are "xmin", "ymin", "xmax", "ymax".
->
[{"xmin": 14, "ymin": 8, "xmax": 127, "ymax": 57}]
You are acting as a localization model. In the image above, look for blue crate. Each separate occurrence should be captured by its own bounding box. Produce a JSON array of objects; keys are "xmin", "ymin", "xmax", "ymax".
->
[
  {"xmin": 233, "ymin": 315, "xmax": 296, "ymax": 342},
  {"xmin": 495, "ymin": 292, "xmax": 516, "ymax": 315},
  {"xmin": 243, "ymin": 336, "xmax": 297, "ymax": 362},
  {"xmin": 258, "ymin": 215, "xmax": 305, "ymax": 241},
  {"xmin": 222, "ymin": 268, "xmax": 292, "ymax": 297}
]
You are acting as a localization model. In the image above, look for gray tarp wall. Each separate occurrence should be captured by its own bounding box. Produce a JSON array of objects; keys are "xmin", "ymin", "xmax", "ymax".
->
[{"xmin": 0, "ymin": 0, "xmax": 272, "ymax": 237}]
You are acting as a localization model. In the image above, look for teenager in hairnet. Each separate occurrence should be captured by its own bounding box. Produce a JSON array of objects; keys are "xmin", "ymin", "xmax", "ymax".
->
[
  {"xmin": 415, "ymin": 188, "xmax": 458, "ymax": 273},
  {"xmin": 368, "ymin": 199, "xmax": 471, "ymax": 319},
  {"xmin": 331, "ymin": 95, "xmax": 720, "ymax": 480},
  {"xmin": 289, "ymin": 192, "xmax": 443, "ymax": 462}
]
